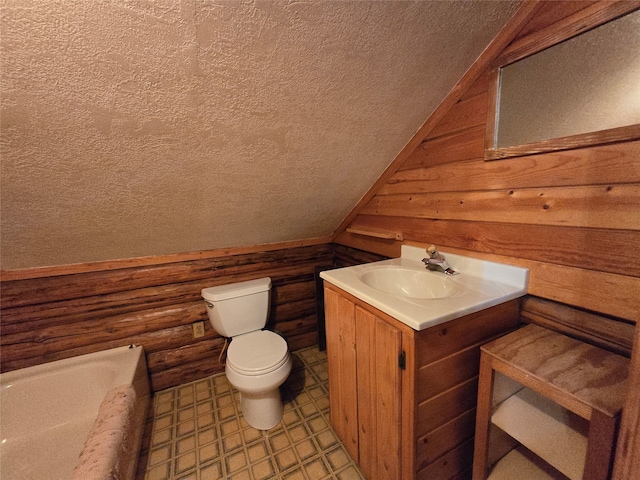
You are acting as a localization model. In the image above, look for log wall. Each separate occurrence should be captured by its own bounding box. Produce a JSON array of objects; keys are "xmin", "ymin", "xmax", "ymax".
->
[{"xmin": 0, "ymin": 244, "xmax": 343, "ymax": 392}]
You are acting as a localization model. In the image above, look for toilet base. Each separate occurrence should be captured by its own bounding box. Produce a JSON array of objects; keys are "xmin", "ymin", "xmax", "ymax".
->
[{"xmin": 239, "ymin": 388, "xmax": 284, "ymax": 430}]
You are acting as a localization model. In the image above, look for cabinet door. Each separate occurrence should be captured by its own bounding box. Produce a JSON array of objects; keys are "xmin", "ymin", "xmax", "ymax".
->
[
  {"xmin": 324, "ymin": 287, "xmax": 359, "ymax": 461},
  {"xmin": 356, "ymin": 306, "xmax": 403, "ymax": 480}
]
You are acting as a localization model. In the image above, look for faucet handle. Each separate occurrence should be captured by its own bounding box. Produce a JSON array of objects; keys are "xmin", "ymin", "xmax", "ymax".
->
[{"xmin": 427, "ymin": 245, "xmax": 438, "ymax": 256}]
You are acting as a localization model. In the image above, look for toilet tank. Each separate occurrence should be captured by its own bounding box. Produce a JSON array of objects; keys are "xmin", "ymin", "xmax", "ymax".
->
[{"xmin": 201, "ymin": 277, "xmax": 271, "ymax": 338}]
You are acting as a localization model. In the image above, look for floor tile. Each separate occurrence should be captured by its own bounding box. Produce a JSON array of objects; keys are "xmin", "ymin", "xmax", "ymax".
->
[{"xmin": 142, "ymin": 346, "xmax": 365, "ymax": 479}]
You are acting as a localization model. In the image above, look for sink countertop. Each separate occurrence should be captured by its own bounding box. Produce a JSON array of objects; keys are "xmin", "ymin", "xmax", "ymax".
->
[{"xmin": 320, "ymin": 245, "xmax": 529, "ymax": 331}]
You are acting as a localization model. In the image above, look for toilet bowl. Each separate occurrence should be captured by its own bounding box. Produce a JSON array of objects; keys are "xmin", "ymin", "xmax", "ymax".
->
[
  {"xmin": 201, "ymin": 278, "xmax": 292, "ymax": 430},
  {"xmin": 225, "ymin": 330, "xmax": 292, "ymax": 429}
]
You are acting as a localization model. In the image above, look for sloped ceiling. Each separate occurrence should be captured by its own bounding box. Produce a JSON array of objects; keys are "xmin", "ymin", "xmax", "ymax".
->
[{"xmin": 0, "ymin": 0, "xmax": 520, "ymax": 271}]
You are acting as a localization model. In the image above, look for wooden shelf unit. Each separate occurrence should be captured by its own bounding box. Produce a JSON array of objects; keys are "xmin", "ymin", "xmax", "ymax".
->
[{"xmin": 473, "ymin": 324, "xmax": 629, "ymax": 480}]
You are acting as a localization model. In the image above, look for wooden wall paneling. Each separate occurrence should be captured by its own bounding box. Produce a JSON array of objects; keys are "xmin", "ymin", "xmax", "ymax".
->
[
  {"xmin": 425, "ymin": 91, "xmax": 488, "ymax": 141},
  {"xmin": 487, "ymin": 125, "xmax": 640, "ymax": 161},
  {"xmin": 527, "ymin": 263, "xmax": 639, "ymax": 323},
  {"xmin": 150, "ymin": 357, "xmax": 223, "ymax": 393},
  {"xmin": 362, "ymin": 184, "xmax": 640, "ymax": 230},
  {"xmin": 0, "ymin": 303, "xmax": 206, "ymax": 371},
  {"xmin": 520, "ymin": 296, "xmax": 635, "ymax": 357},
  {"xmin": 399, "ymin": 125, "xmax": 486, "ymax": 171},
  {"xmin": 341, "ymin": 215, "xmax": 640, "ymax": 278},
  {"xmin": 382, "ymin": 141, "xmax": 640, "ymax": 195},
  {"xmin": 0, "ymin": 244, "xmax": 335, "ymax": 391}
]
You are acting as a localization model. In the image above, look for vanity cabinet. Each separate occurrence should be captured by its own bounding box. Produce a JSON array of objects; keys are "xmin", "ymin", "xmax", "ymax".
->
[
  {"xmin": 472, "ymin": 324, "xmax": 629, "ymax": 480},
  {"xmin": 323, "ymin": 282, "xmax": 521, "ymax": 480}
]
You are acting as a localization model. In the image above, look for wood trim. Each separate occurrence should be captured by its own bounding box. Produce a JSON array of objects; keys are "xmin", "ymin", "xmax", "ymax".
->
[
  {"xmin": 401, "ymin": 329, "xmax": 417, "ymax": 480},
  {"xmin": 484, "ymin": 67, "xmax": 500, "ymax": 155},
  {"xmin": 329, "ymin": 0, "xmax": 544, "ymax": 240},
  {"xmin": 494, "ymin": 1, "xmax": 640, "ymax": 67},
  {"xmin": 0, "ymin": 236, "xmax": 332, "ymax": 281},
  {"xmin": 613, "ymin": 322, "xmax": 640, "ymax": 479},
  {"xmin": 586, "ymin": 410, "xmax": 620, "ymax": 480},
  {"xmin": 345, "ymin": 227, "xmax": 403, "ymax": 241},
  {"xmin": 486, "ymin": 124, "xmax": 640, "ymax": 161}
]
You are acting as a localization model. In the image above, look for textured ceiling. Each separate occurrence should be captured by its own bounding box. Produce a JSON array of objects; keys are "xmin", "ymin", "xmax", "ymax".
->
[{"xmin": 0, "ymin": 0, "xmax": 520, "ymax": 270}]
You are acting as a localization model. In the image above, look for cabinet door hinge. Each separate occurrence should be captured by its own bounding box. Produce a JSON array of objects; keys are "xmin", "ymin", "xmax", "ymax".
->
[{"xmin": 398, "ymin": 350, "xmax": 406, "ymax": 370}]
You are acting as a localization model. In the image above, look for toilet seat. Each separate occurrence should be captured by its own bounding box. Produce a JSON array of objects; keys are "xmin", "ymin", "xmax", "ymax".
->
[{"xmin": 227, "ymin": 330, "xmax": 289, "ymax": 376}]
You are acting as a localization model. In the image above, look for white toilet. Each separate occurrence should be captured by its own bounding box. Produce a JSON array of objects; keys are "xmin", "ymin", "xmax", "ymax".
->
[{"xmin": 201, "ymin": 277, "xmax": 292, "ymax": 430}]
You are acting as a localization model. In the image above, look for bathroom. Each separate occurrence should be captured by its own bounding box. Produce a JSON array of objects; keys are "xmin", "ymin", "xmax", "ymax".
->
[{"xmin": 1, "ymin": 1, "xmax": 639, "ymax": 479}]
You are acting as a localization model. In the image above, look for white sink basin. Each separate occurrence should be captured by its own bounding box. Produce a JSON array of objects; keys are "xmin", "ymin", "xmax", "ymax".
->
[
  {"xmin": 360, "ymin": 266, "xmax": 457, "ymax": 299},
  {"xmin": 320, "ymin": 245, "xmax": 529, "ymax": 331}
]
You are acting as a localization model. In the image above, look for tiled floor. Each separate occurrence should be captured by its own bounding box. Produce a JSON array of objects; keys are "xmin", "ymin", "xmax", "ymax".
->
[{"xmin": 143, "ymin": 346, "xmax": 365, "ymax": 480}]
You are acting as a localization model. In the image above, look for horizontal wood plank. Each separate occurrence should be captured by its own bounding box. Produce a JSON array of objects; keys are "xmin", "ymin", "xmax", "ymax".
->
[
  {"xmin": 399, "ymin": 125, "xmax": 485, "ymax": 171},
  {"xmin": 344, "ymin": 215, "xmax": 640, "ymax": 277},
  {"xmin": 415, "ymin": 300, "xmax": 520, "ymax": 368},
  {"xmin": 426, "ymin": 91, "xmax": 488, "ymax": 140},
  {"xmin": 416, "ymin": 377, "xmax": 478, "ymax": 436},
  {"xmin": 417, "ymin": 438, "xmax": 475, "ymax": 480},
  {"xmin": 520, "ymin": 296, "xmax": 634, "ymax": 357},
  {"xmin": 383, "ymin": 141, "xmax": 640, "ymax": 195},
  {"xmin": 482, "ymin": 324, "xmax": 629, "ymax": 417},
  {"xmin": 416, "ymin": 408, "xmax": 476, "ymax": 471},
  {"xmin": 416, "ymin": 342, "xmax": 482, "ymax": 404},
  {"xmin": 363, "ymin": 184, "xmax": 640, "ymax": 230},
  {"xmin": 495, "ymin": 1, "xmax": 640, "ymax": 67}
]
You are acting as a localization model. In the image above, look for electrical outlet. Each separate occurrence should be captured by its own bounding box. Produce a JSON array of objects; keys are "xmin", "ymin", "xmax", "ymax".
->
[{"xmin": 193, "ymin": 321, "xmax": 205, "ymax": 338}]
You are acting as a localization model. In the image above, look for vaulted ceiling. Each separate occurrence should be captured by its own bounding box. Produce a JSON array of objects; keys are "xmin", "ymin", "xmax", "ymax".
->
[{"xmin": 0, "ymin": 0, "xmax": 520, "ymax": 270}]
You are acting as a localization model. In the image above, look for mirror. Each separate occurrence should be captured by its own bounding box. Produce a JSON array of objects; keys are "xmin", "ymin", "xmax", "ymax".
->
[{"xmin": 486, "ymin": 8, "xmax": 640, "ymax": 160}]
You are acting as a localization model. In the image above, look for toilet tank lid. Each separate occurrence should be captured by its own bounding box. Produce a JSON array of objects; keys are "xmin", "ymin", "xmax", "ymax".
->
[{"xmin": 201, "ymin": 277, "xmax": 271, "ymax": 301}]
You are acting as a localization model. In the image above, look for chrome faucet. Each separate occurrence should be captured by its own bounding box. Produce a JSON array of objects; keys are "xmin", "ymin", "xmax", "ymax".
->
[{"xmin": 422, "ymin": 245, "xmax": 459, "ymax": 276}]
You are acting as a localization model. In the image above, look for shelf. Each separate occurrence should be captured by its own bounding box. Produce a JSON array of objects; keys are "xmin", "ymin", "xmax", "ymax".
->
[
  {"xmin": 492, "ymin": 388, "xmax": 588, "ymax": 480},
  {"xmin": 473, "ymin": 324, "xmax": 630, "ymax": 480},
  {"xmin": 345, "ymin": 227, "xmax": 403, "ymax": 240},
  {"xmin": 488, "ymin": 446, "xmax": 568, "ymax": 480}
]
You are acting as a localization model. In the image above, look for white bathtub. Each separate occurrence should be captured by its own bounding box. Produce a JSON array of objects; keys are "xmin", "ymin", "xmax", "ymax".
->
[{"xmin": 0, "ymin": 345, "xmax": 150, "ymax": 480}]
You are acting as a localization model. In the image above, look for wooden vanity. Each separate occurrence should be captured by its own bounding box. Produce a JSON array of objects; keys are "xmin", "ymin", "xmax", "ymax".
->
[{"xmin": 323, "ymin": 282, "xmax": 521, "ymax": 480}]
